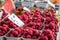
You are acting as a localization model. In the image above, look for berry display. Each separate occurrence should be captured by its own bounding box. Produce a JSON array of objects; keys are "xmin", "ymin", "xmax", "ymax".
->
[{"xmin": 0, "ymin": 7, "xmax": 59, "ymax": 40}]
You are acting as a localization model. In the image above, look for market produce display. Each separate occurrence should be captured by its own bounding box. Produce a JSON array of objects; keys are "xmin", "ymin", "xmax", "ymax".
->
[
  {"xmin": 7, "ymin": 27, "xmax": 40, "ymax": 39},
  {"xmin": 1, "ymin": 10, "xmax": 18, "ymax": 28},
  {"xmin": 0, "ymin": 6, "xmax": 59, "ymax": 40},
  {"xmin": 7, "ymin": 27, "xmax": 23, "ymax": 37}
]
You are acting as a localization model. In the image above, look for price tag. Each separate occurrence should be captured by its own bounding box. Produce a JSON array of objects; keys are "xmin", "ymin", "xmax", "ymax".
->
[
  {"xmin": 13, "ymin": 0, "xmax": 20, "ymax": 3},
  {"xmin": 35, "ymin": 1, "xmax": 48, "ymax": 10},
  {"xmin": 15, "ymin": 2, "xmax": 22, "ymax": 8},
  {"xmin": 22, "ymin": 1, "xmax": 34, "ymax": 8},
  {"xmin": 21, "ymin": 0, "xmax": 34, "ymax": 2},
  {"xmin": 0, "ymin": 10, "xmax": 3, "ymax": 19},
  {"xmin": 8, "ymin": 14, "xmax": 24, "ymax": 27},
  {"xmin": 55, "ymin": 5, "xmax": 59, "ymax": 10}
]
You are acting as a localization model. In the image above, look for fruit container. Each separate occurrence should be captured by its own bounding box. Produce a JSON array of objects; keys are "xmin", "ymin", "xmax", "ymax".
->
[
  {"xmin": 0, "ymin": 36, "xmax": 4, "ymax": 40},
  {"xmin": 57, "ymin": 27, "xmax": 60, "ymax": 40},
  {"xmin": 0, "ymin": 29, "xmax": 11, "ymax": 40},
  {"xmin": 20, "ymin": 38, "xmax": 38, "ymax": 40},
  {"xmin": 5, "ymin": 37, "xmax": 21, "ymax": 40},
  {"xmin": 0, "ymin": 27, "xmax": 10, "ymax": 40},
  {"xmin": 0, "ymin": 28, "xmax": 8, "ymax": 40},
  {"xmin": 5, "ymin": 28, "xmax": 23, "ymax": 40},
  {"xmin": 5, "ymin": 37, "xmax": 38, "ymax": 40}
]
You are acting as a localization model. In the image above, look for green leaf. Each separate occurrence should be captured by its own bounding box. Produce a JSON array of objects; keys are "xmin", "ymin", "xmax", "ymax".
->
[
  {"xmin": 58, "ymin": 10, "xmax": 60, "ymax": 16},
  {"xmin": 57, "ymin": 16, "xmax": 60, "ymax": 18}
]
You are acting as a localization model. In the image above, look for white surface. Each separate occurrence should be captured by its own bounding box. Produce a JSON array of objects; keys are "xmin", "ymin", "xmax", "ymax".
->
[
  {"xmin": 45, "ymin": 0, "xmax": 55, "ymax": 8},
  {"xmin": 8, "ymin": 14, "xmax": 24, "ymax": 27},
  {"xmin": 56, "ymin": 11, "xmax": 58, "ymax": 15},
  {"xmin": 0, "ymin": 11, "xmax": 3, "ymax": 19},
  {"xmin": 57, "ymin": 27, "xmax": 60, "ymax": 40},
  {"xmin": 34, "ymin": 1, "xmax": 40, "ymax": 3},
  {"xmin": 23, "ymin": 7, "xmax": 30, "ymax": 12}
]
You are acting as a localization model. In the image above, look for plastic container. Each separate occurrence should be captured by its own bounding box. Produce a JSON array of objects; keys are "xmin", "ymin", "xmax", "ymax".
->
[
  {"xmin": 20, "ymin": 38, "xmax": 38, "ymax": 40},
  {"xmin": 57, "ymin": 27, "xmax": 60, "ymax": 40},
  {"xmin": 0, "ymin": 37, "xmax": 4, "ymax": 40},
  {"xmin": 5, "ymin": 37, "xmax": 20, "ymax": 40},
  {"xmin": 5, "ymin": 37, "xmax": 38, "ymax": 40}
]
